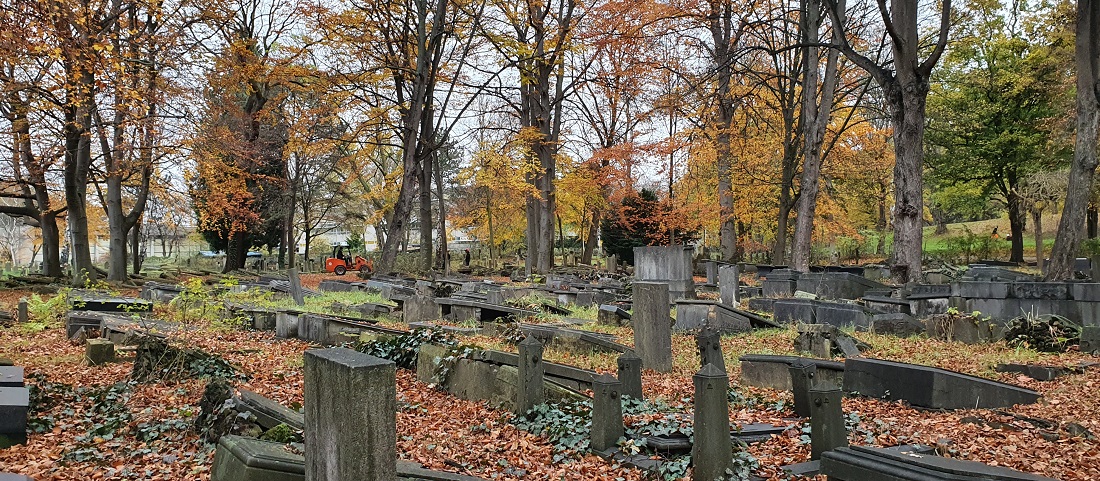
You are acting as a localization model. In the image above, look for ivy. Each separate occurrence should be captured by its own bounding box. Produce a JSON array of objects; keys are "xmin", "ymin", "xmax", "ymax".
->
[{"xmin": 353, "ymin": 328, "xmax": 457, "ymax": 369}]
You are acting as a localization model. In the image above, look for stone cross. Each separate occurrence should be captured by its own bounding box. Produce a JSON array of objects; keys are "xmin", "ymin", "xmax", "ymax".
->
[
  {"xmin": 692, "ymin": 363, "xmax": 732, "ymax": 481},
  {"xmin": 616, "ymin": 351, "xmax": 643, "ymax": 400},
  {"xmin": 590, "ymin": 374, "xmax": 624, "ymax": 452},
  {"xmin": 303, "ymin": 348, "xmax": 396, "ymax": 481},
  {"xmin": 809, "ymin": 388, "xmax": 847, "ymax": 460},
  {"xmin": 633, "ymin": 282, "xmax": 672, "ymax": 372},
  {"xmin": 695, "ymin": 327, "xmax": 725, "ymax": 372},
  {"xmin": 517, "ymin": 336, "xmax": 545, "ymax": 417}
]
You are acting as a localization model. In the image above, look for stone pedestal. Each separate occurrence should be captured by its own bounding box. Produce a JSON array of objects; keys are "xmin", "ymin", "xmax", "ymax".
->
[
  {"xmin": 303, "ymin": 348, "xmax": 395, "ymax": 481},
  {"xmin": 590, "ymin": 374, "xmax": 624, "ymax": 452},
  {"xmin": 616, "ymin": 352, "xmax": 643, "ymax": 400},
  {"xmin": 692, "ymin": 364, "xmax": 731, "ymax": 481},
  {"xmin": 809, "ymin": 388, "xmax": 847, "ymax": 460},
  {"xmin": 85, "ymin": 339, "xmax": 115, "ymax": 365},
  {"xmin": 789, "ymin": 361, "xmax": 816, "ymax": 418},
  {"xmin": 516, "ymin": 337, "xmax": 545, "ymax": 416},
  {"xmin": 633, "ymin": 282, "xmax": 672, "ymax": 372}
]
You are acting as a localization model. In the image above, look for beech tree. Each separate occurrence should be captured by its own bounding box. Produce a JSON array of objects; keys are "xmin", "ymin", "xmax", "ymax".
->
[
  {"xmin": 1047, "ymin": 0, "xmax": 1100, "ymax": 279},
  {"xmin": 826, "ymin": 0, "xmax": 952, "ymax": 281}
]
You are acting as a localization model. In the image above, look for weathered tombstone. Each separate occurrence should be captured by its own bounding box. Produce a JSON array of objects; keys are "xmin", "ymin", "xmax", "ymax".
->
[
  {"xmin": 1081, "ymin": 326, "xmax": 1100, "ymax": 354},
  {"xmin": 691, "ymin": 364, "xmax": 731, "ymax": 481},
  {"xmin": 516, "ymin": 336, "xmax": 545, "ymax": 417},
  {"xmin": 870, "ymin": 313, "xmax": 925, "ymax": 337},
  {"xmin": 843, "ymin": 357, "xmax": 1040, "ymax": 409},
  {"xmin": 705, "ymin": 261, "xmax": 718, "ymax": 285},
  {"xmin": 719, "ymin": 264, "xmax": 739, "ymax": 307},
  {"xmin": 633, "ymin": 245, "xmax": 695, "ymax": 300},
  {"xmin": 85, "ymin": 339, "xmax": 115, "ymax": 365},
  {"xmin": 597, "ymin": 304, "xmax": 630, "ymax": 326},
  {"xmin": 0, "ymin": 386, "xmax": 29, "ymax": 447},
  {"xmin": 16, "ymin": 299, "xmax": 27, "ymax": 324},
  {"xmin": 402, "ymin": 296, "xmax": 441, "ymax": 324},
  {"xmin": 789, "ymin": 360, "xmax": 816, "ymax": 418},
  {"xmin": 303, "ymin": 348, "xmax": 396, "ymax": 481},
  {"xmin": 616, "ymin": 351, "xmax": 643, "ymax": 400},
  {"xmin": 590, "ymin": 374, "xmax": 624, "ymax": 452},
  {"xmin": 809, "ymin": 388, "xmax": 847, "ymax": 460},
  {"xmin": 695, "ymin": 328, "xmax": 725, "ymax": 372},
  {"xmin": 633, "ymin": 282, "xmax": 672, "ymax": 372},
  {"xmin": 288, "ymin": 268, "xmax": 305, "ymax": 306}
]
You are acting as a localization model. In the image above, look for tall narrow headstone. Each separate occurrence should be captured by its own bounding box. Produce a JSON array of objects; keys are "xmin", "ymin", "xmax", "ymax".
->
[
  {"xmin": 695, "ymin": 327, "xmax": 725, "ymax": 371},
  {"xmin": 705, "ymin": 261, "xmax": 718, "ymax": 285},
  {"xmin": 719, "ymin": 264, "xmax": 739, "ymax": 306},
  {"xmin": 789, "ymin": 360, "xmax": 816, "ymax": 418},
  {"xmin": 303, "ymin": 348, "xmax": 396, "ymax": 481},
  {"xmin": 590, "ymin": 374, "xmax": 624, "ymax": 452},
  {"xmin": 517, "ymin": 336, "xmax": 545, "ymax": 416},
  {"xmin": 633, "ymin": 281, "xmax": 672, "ymax": 372},
  {"xmin": 16, "ymin": 298, "xmax": 27, "ymax": 324},
  {"xmin": 809, "ymin": 388, "xmax": 847, "ymax": 460},
  {"xmin": 616, "ymin": 351, "xmax": 643, "ymax": 400},
  {"xmin": 692, "ymin": 364, "xmax": 732, "ymax": 481},
  {"xmin": 288, "ymin": 268, "xmax": 305, "ymax": 306}
]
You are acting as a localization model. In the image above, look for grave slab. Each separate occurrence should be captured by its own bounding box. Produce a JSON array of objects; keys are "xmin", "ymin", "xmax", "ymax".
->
[
  {"xmin": 821, "ymin": 445, "xmax": 1056, "ymax": 481},
  {"xmin": 0, "ymin": 367, "xmax": 23, "ymax": 388},
  {"xmin": 843, "ymin": 358, "xmax": 1040, "ymax": 409}
]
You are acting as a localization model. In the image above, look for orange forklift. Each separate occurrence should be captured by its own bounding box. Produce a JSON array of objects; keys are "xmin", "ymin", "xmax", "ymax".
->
[{"xmin": 325, "ymin": 244, "xmax": 373, "ymax": 275}]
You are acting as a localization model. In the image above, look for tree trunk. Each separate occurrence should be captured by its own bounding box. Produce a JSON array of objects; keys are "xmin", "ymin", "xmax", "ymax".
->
[
  {"xmin": 435, "ymin": 151, "xmax": 448, "ymax": 274},
  {"xmin": 131, "ymin": 218, "xmax": 142, "ymax": 275},
  {"xmin": 224, "ymin": 231, "xmax": 247, "ymax": 273},
  {"xmin": 580, "ymin": 210, "xmax": 599, "ymax": 264},
  {"xmin": 791, "ymin": 0, "xmax": 842, "ymax": 273},
  {"xmin": 1089, "ymin": 206, "xmax": 1098, "ymax": 239},
  {"xmin": 1033, "ymin": 209, "xmax": 1044, "ymax": 265},
  {"xmin": 773, "ymin": 196, "xmax": 792, "ymax": 265},
  {"xmin": 419, "ymin": 143, "xmax": 433, "ymax": 272},
  {"xmin": 64, "ymin": 71, "xmax": 96, "ymax": 286},
  {"xmin": 106, "ymin": 173, "xmax": 128, "ymax": 281},
  {"xmin": 1008, "ymin": 192, "xmax": 1025, "ymax": 263},
  {"xmin": 1047, "ymin": 0, "xmax": 1099, "ymax": 280},
  {"xmin": 884, "ymin": 79, "xmax": 929, "ymax": 282},
  {"xmin": 711, "ymin": 2, "xmax": 738, "ymax": 262}
]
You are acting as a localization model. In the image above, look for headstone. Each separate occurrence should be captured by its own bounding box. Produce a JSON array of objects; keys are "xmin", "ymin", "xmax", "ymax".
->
[
  {"xmin": 85, "ymin": 338, "xmax": 115, "ymax": 365},
  {"xmin": 598, "ymin": 304, "xmax": 630, "ymax": 326},
  {"xmin": 0, "ymin": 387, "xmax": 29, "ymax": 445},
  {"xmin": 633, "ymin": 245, "xmax": 695, "ymax": 300},
  {"xmin": 809, "ymin": 388, "xmax": 847, "ymax": 460},
  {"xmin": 719, "ymin": 264, "xmax": 739, "ymax": 307},
  {"xmin": 633, "ymin": 282, "xmax": 672, "ymax": 372},
  {"xmin": 590, "ymin": 374, "xmax": 624, "ymax": 452},
  {"xmin": 516, "ymin": 336, "xmax": 545, "ymax": 416},
  {"xmin": 16, "ymin": 299, "xmax": 27, "ymax": 324},
  {"xmin": 789, "ymin": 361, "xmax": 816, "ymax": 418},
  {"xmin": 616, "ymin": 351, "xmax": 643, "ymax": 400},
  {"xmin": 691, "ymin": 364, "xmax": 732, "ymax": 481},
  {"xmin": 288, "ymin": 268, "xmax": 305, "ymax": 306},
  {"xmin": 843, "ymin": 358, "xmax": 1040, "ymax": 409},
  {"xmin": 695, "ymin": 328, "xmax": 725, "ymax": 371},
  {"xmin": 870, "ymin": 313, "xmax": 925, "ymax": 337},
  {"xmin": 303, "ymin": 348, "xmax": 396, "ymax": 481},
  {"xmin": 1081, "ymin": 326, "xmax": 1100, "ymax": 354}
]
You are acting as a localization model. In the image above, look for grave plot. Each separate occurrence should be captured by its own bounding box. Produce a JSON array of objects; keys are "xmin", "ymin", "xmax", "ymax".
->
[{"xmin": 0, "ymin": 274, "xmax": 1098, "ymax": 481}]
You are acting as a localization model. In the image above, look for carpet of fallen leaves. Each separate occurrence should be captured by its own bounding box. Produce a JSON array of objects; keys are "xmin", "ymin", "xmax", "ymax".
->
[{"xmin": 2, "ymin": 281, "xmax": 1099, "ymax": 480}]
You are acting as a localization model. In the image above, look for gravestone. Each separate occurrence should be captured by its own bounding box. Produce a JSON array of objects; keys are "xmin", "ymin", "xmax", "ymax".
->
[
  {"xmin": 795, "ymin": 324, "xmax": 867, "ymax": 359},
  {"xmin": 843, "ymin": 358, "xmax": 1040, "ymax": 409},
  {"xmin": 85, "ymin": 338, "xmax": 115, "ymax": 365},
  {"xmin": 691, "ymin": 364, "xmax": 731, "ymax": 481},
  {"xmin": 590, "ymin": 374, "xmax": 624, "ymax": 452},
  {"xmin": 633, "ymin": 245, "xmax": 695, "ymax": 300},
  {"xmin": 809, "ymin": 388, "xmax": 847, "ymax": 460},
  {"xmin": 821, "ymin": 445, "xmax": 1056, "ymax": 481},
  {"xmin": 516, "ymin": 336, "xmax": 545, "ymax": 416},
  {"xmin": 16, "ymin": 299, "xmax": 27, "ymax": 324},
  {"xmin": 0, "ymin": 367, "xmax": 21, "ymax": 388},
  {"xmin": 704, "ymin": 261, "xmax": 719, "ymax": 285},
  {"xmin": 789, "ymin": 361, "xmax": 815, "ymax": 418},
  {"xmin": 762, "ymin": 269, "xmax": 800, "ymax": 298},
  {"xmin": 870, "ymin": 313, "xmax": 925, "ymax": 337},
  {"xmin": 616, "ymin": 351, "xmax": 643, "ymax": 400},
  {"xmin": 303, "ymin": 348, "xmax": 396, "ymax": 481},
  {"xmin": 632, "ymin": 282, "xmax": 672, "ymax": 372},
  {"xmin": 401, "ymin": 296, "xmax": 441, "ymax": 324},
  {"xmin": 0, "ymin": 386, "xmax": 28, "ymax": 447},
  {"xmin": 719, "ymin": 264, "xmax": 739, "ymax": 307},
  {"xmin": 1081, "ymin": 326, "xmax": 1100, "ymax": 354},
  {"xmin": 695, "ymin": 328, "xmax": 725, "ymax": 372}
]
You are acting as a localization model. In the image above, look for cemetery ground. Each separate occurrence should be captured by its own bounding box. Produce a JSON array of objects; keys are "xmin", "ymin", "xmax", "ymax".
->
[{"xmin": 1, "ymin": 274, "xmax": 1099, "ymax": 480}]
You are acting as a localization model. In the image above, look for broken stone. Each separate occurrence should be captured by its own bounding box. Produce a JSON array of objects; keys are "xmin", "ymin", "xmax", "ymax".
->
[{"xmin": 85, "ymin": 338, "xmax": 116, "ymax": 366}]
